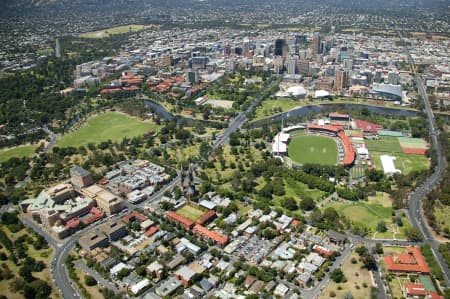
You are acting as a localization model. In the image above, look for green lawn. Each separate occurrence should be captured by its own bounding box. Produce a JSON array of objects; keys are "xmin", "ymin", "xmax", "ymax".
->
[
  {"xmin": 255, "ymin": 98, "xmax": 301, "ymax": 119},
  {"xmin": 288, "ymin": 135, "xmax": 338, "ymax": 165},
  {"xmin": 351, "ymin": 165, "xmax": 367, "ymax": 179},
  {"xmin": 80, "ymin": 24, "xmax": 154, "ymax": 38},
  {"xmin": 176, "ymin": 204, "xmax": 207, "ymax": 222},
  {"xmin": 434, "ymin": 202, "xmax": 450, "ymax": 233},
  {"xmin": 370, "ymin": 151, "xmax": 429, "ymax": 175},
  {"xmin": 365, "ymin": 136, "xmax": 403, "ymax": 153},
  {"xmin": 283, "ymin": 176, "xmax": 327, "ymax": 202},
  {"xmin": 0, "ymin": 145, "xmax": 37, "ymax": 163},
  {"xmin": 325, "ymin": 195, "xmax": 413, "ymax": 239},
  {"xmin": 57, "ymin": 112, "xmax": 161, "ymax": 148}
]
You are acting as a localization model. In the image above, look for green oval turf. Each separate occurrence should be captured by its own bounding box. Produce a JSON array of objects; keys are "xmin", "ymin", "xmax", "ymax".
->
[{"xmin": 288, "ymin": 135, "xmax": 338, "ymax": 165}]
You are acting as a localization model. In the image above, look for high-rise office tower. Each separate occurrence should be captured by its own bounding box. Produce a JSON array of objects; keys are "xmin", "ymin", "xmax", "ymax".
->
[
  {"xmin": 287, "ymin": 56, "xmax": 297, "ymax": 74},
  {"xmin": 55, "ymin": 38, "xmax": 61, "ymax": 58},
  {"xmin": 335, "ymin": 69, "xmax": 348, "ymax": 90},
  {"xmin": 311, "ymin": 33, "xmax": 321, "ymax": 54},
  {"xmin": 274, "ymin": 39, "xmax": 288, "ymax": 58}
]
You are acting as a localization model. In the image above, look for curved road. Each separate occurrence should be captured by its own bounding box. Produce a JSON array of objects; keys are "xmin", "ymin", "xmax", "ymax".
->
[
  {"xmin": 39, "ymin": 78, "xmax": 281, "ymax": 299},
  {"xmin": 400, "ymin": 33, "xmax": 450, "ymax": 286},
  {"xmin": 26, "ymin": 66, "xmax": 450, "ymax": 299}
]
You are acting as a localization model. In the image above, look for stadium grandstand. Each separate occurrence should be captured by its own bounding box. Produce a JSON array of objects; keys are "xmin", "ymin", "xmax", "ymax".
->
[{"xmin": 306, "ymin": 124, "xmax": 355, "ymax": 166}]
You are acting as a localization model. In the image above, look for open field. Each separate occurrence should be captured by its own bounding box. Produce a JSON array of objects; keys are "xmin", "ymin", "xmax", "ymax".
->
[
  {"xmin": 0, "ymin": 145, "xmax": 37, "ymax": 163},
  {"xmin": 75, "ymin": 268, "xmax": 104, "ymax": 299},
  {"xmin": 288, "ymin": 135, "xmax": 338, "ymax": 165},
  {"xmin": 434, "ymin": 202, "xmax": 450, "ymax": 233},
  {"xmin": 0, "ymin": 226, "xmax": 60, "ymax": 299},
  {"xmin": 57, "ymin": 112, "xmax": 161, "ymax": 148},
  {"xmin": 398, "ymin": 137, "xmax": 428, "ymax": 149},
  {"xmin": 80, "ymin": 24, "xmax": 154, "ymax": 38},
  {"xmin": 369, "ymin": 151, "xmax": 429, "ymax": 175},
  {"xmin": 325, "ymin": 193, "xmax": 412, "ymax": 239},
  {"xmin": 351, "ymin": 165, "xmax": 366, "ymax": 179},
  {"xmin": 255, "ymin": 98, "xmax": 301, "ymax": 118},
  {"xmin": 365, "ymin": 136, "xmax": 403, "ymax": 153},
  {"xmin": 283, "ymin": 176, "xmax": 327, "ymax": 202},
  {"xmin": 319, "ymin": 251, "xmax": 372, "ymax": 299},
  {"xmin": 176, "ymin": 204, "xmax": 206, "ymax": 222}
]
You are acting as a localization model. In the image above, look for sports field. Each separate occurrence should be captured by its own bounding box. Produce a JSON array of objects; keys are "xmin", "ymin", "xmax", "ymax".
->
[
  {"xmin": 365, "ymin": 136, "xmax": 402, "ymax": 153},
  {"xmin": 370, "ymin": 151, "xmax": 429, "ymax": 175},
  {"xmin": 57, "ymin": 112, "xmax": 160, "ymax": 148},
  {"xmin": 79, "ymin": 24, "xmax": 154, "ymax": 38},
  {"xmin": 254, "ymin": 99, "xmax": 300, "ymax": 119},
  {"xmin": 325, "ymin": 193, "xmax": 412, "ymax": 239},
  {"xmin": 176, "ymin": 204, "xmax": 206, "ymax": 222},
  {"xmin": 288, "ymin": 135, "xmax": 338, "ymax": 165},
  {"xmin": 0, "ymin": 145, "xmax": 37, "ymax": 163}
]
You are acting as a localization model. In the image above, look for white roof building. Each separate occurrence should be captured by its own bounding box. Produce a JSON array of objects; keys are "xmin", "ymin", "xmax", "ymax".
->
[
  {"xmin": 380, "ymin": 155, "xmax": 401, "ymax": 175},
  {"xmin": 274, "ymin": 283, "xmax": 289, "ymax": 297},
  {"xmin": 131, "ymin": 278, "xmax": 150, "ymax": 295},
  {"xmin": 272, "ymin": 142, "xmax": 287, "ymax": 154},
  {"xmin": 314, "ymin": 90, "xmax": 330, "ymax": 98},
  {"xmin": 110, "ymin": 262, "xmax": 132, "ymax": 276},
  {"xmin": 356, "ymin": 147, "xmax": 369, "ymax": 156},
  {"xmin": 272, "ymin": 132, "xmax": 290, "ymax": 154}
]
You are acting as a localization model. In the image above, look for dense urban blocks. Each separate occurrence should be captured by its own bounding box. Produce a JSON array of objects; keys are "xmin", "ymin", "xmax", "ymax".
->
[{"xmin": 288, "ymin": 135, "xmax": 338, "ymax": 165}]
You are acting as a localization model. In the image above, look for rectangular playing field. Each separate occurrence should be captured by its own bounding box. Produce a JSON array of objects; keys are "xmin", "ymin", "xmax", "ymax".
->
[
  {"xmin": 365, "ymin": 136, "xmax": 402, "ymax": 153},
  {"xmin": 79, "ymin": 24, "xmax": 153, "ymax": 38},
  {"xmin": 57, "ymin": 112, "xmax": 161, "ymax": 148},
  {"xmin": 324, "ymin": 193, "xmax": 413, "ymax": 239},
  {"xmin": 288, "ymin": 135, "xmax": 338, "ymax": 165},
  {"xmin": 176, "ymin": 204, "xmax": 207, "ymax": 222},
  {"xmin": 398, "ymin": 137, "xmax": 428, "ymax": 149},
  {"xmin": 0, "ymin": 145, "xmax": 37, "ymax": 163},
  {"xmin": 369, "ymin": 151, "xmax": 429, "ymax": 174}
]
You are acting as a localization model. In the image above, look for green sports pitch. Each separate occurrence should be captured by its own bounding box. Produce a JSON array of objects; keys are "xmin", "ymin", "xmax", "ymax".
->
[
  {"xmin": 57, "ymin": 112, "xmax": 161, "ymax": 148},
  {"xmin": 288, "ymin": 135, "xmax": 338, "ymax": 165}
]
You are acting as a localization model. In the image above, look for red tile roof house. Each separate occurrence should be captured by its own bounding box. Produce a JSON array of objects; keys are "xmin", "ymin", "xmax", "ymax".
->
[
  {"xmin": 192, "ymin": 224, "xmax": 228, "ymax": 246},
  {"xmin": 122, "ymin": 211, "xmax": 147, "ymax": 224},
  {"xmin": 384, "ymin": 247, "xmax": 430, "ymax": 274},
  {"xmin": 166, "ymin": 211, "xmax": 194, "ymax": 230},
  {"xmin": 195, "ymin": 210, "xmax": 216, "ymax": 225},
  {"xmin": 402, "ymin": 283, "xmax": 443, "ymax": 299},
  {"xmin": 354, "ymin": 119, "xmax": 383, "ymax": 134},
  {"xmin": 144, "ymin": 226, "xmax": 159, "ymax": 237}
]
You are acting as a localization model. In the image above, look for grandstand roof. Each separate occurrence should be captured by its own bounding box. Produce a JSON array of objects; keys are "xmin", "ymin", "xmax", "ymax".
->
[
  {"xmin": 307, "ymin": 124, "xmax": 341, "ymax": 133},
  {"xmin": 337, "ymin": 132, "xmax": 355, "ymax": 166},
  {"xmin": 354, "ymin": 119, "xmax": 383, "ymax": 133},
  {"xmin": 329, "ymin": 113, "xmax": 350, "ymax": 119}
]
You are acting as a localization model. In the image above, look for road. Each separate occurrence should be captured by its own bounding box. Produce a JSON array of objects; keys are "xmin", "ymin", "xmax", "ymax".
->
[
  {"xmin": 75, "ymin": 260, "xmax": 120, "ymax": 294},
  {"xmin": 15, "ymin": 126, "xmax": 58, "ymax": 189},
  {"xmin": 37, "ymin": 78, "xmax": 280, "ymax": 299},
  {"xmin": 400, "ymin": 33, "xmax": 450, "ymax": 286}
]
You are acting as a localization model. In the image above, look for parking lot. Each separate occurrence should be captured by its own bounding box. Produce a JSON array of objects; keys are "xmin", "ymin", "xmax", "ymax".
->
[{"xmin": 235, "ymin": 236, "xmax": 273, "ymax": 264}]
